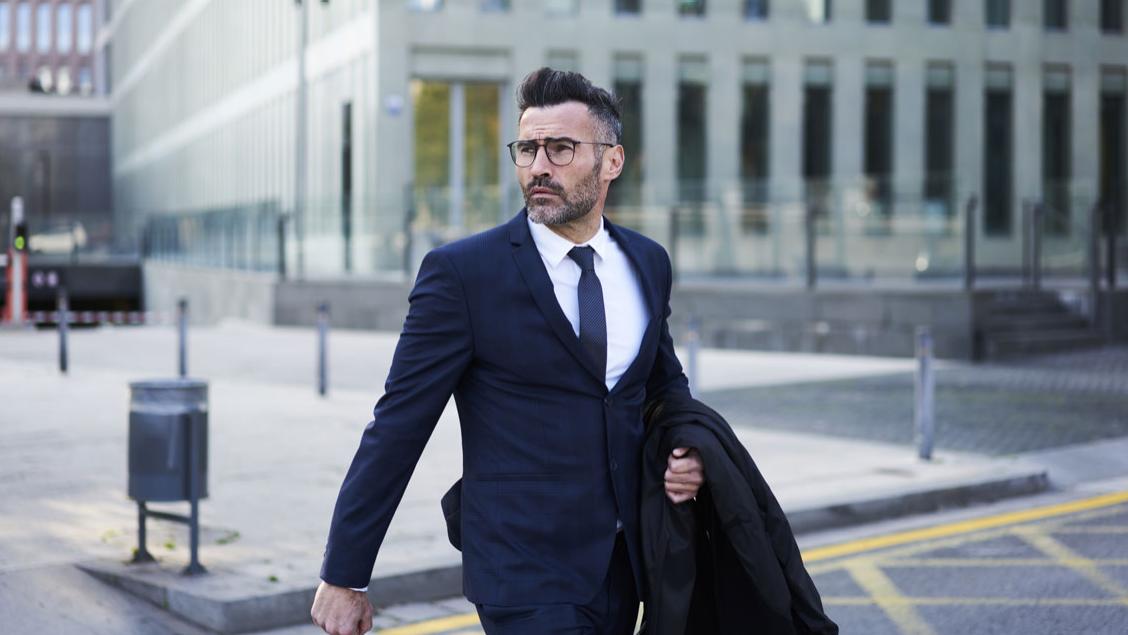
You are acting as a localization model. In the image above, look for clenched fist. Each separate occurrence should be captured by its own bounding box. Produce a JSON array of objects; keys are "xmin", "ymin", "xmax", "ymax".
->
[{"xmin": 311, "ymin": 581, "xmax": 373, "ymax": 635}]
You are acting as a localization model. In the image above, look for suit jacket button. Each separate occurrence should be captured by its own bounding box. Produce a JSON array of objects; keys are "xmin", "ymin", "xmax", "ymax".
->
[{"xmin": 604, "ymin": 396, "xmax": 613, "ymax": 406}]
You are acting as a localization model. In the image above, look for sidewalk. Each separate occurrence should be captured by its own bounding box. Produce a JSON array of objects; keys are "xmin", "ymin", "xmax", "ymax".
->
[{"xmin": 0, "ymin": 323, "xmax": 1062, "ymax": 633}]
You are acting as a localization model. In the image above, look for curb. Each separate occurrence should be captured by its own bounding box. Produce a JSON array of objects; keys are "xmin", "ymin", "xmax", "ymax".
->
[{"xmin": 77, "ymin": 466, "xmax": 1050, "ymax": 634}]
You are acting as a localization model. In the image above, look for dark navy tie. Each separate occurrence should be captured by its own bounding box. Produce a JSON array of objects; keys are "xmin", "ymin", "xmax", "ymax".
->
[{"xmin": 568, "ymin": 246, "xmax": 607, "ymax": 378}]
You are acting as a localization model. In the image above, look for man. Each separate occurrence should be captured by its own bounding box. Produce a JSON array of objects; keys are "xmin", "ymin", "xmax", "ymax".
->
[{"xmin": 312, "ymin": 68, "xmax": 704, "ymax": 635}]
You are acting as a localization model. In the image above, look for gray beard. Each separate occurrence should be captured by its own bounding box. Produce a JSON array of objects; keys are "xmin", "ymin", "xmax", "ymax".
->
[{"xmin": 525, "ymin": 166, "xmax": 602, "ymax": 226}]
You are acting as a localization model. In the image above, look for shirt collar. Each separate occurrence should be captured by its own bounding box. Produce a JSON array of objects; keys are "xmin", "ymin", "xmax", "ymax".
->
[{"xmin": 527, "ymin": 214, "xmax": 610, "ymax": 268}]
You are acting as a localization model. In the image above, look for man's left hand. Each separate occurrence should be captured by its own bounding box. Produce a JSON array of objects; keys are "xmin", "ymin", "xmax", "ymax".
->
[{"xmin": 665, "ymin": 447, "xmax": 704, "ymax": 504}]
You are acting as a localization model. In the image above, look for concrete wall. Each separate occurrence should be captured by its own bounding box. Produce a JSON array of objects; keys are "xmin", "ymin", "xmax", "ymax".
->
[
  {"xmin": 273, "ymin": 278, "xmax": 410, "ymax": 330},
  {"xmin": 143, "ymin": 261, "xmax": 276, "ymax": 325}
]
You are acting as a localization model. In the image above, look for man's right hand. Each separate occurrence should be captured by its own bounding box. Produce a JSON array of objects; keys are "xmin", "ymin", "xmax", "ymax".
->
[{"xmin": 311, "ymin": 581, "xmax": 374, "ymax": 635}]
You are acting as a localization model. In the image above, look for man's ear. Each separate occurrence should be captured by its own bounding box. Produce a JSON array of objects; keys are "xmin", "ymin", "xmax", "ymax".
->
[{"xmin": 603, "ymin": 144, "xmax": 625, "ymax": 182}]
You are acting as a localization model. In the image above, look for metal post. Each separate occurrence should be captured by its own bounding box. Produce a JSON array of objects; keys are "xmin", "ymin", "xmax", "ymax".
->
[
  {"xmin": 914, "ymin": 327, "xmax": 935, "ymax": 461},
  {"xmin": 805, "ymin": 204, "xmax": 817, "ymax": 290},
  {"xmin": 294, "ymin": 0, "xmax": 309, "ymax": 280},
  {"xmin": 317, "ymin": 302, "xmax": 329, "ymax": 396},
  {"xmin": 57, "ymin": 287, "xmax": 68, "ymax": 374},
  {"xmin": 1032, "ymin": 204, "xmax": 1043, "ymax": 291},
  {"xmin": 1022, "ymin": 201, "xmax": 1031, "ymax": 288},
  {"xmin": 1107, "ymin": 202, "xmax": 1119, "ymax": 291},
  {"xmin": 277, "ymin": 212, "xmax": 287, "ymax": 279},
  {"xmin": 964, "ymin": 196, "xmax": 978, "ymax": 291},
  {"xmin": 1090, "ymin": 203, "xmax": 1102, "ymax": 330},
  {"xmin": 686, "ymin": 315, "xmax": 700, "ymax": 398},
  {"xmin": 130, "ymin": 503, "xmax": 155, "ymax": 563},
  {"xmin": 184, "ymin": 413, "xmax": 206, "ymax": 575},
  {"xmin": 177, "ymin": 298, "xmax": 188, "ymax": 378}
]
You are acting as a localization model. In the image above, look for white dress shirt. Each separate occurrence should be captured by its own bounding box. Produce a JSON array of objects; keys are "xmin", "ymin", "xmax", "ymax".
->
[{"xmin": 527, "ymin": 215, "xmax": 649, "ymax": 391}]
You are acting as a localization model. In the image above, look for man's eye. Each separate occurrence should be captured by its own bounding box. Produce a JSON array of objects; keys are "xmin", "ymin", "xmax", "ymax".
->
[
  {"xmin": 550, "ymin": 142, "xmax": 573, "ymax": 154},
  {"xmin": 518, "ymin": 144, "xmax": 537, "ymax": 156}
]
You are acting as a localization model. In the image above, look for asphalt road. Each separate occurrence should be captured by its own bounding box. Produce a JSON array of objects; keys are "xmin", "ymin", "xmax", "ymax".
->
[{"xmin": 357, "ymin": 488, "xmax": 1128, "ymax": 635}]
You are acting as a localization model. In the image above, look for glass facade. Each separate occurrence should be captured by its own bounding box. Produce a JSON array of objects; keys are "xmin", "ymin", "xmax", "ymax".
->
[
  {"xmin": 1043, "ymin": 68, "xmax": 1072, "ymax": 235},
  {"xmin": 1103, "ymin": 0, "xmax": 1124, "ymax": 32},
  {"xmin": 1044, "ymin": 0, "xmax": 1068, "ymax": 30},
  {"xmin": 745, "ymin": 0, "xmax": 768, "ymax": 20},
  {"xmin": 986, "ymin": 0, "xmax": 1010, "ymax": 28},
  {"xmin": 803, "ymin": 61, "xmax": 833, "ymax": 216},
  {"xmin": 925, "ymin": 64, "xmax": 955, "ymax": 219},
  {"xmin": 35, "ymin": 1, "xmax": 47, "ymax": 53},
  {"xmin": 928, "ymin": 0, "xmax": 951, "ymax": 25},
  {"xmin": 57, "ymin": 3, "xmax": 72, "ymax": 54},
  {"xmin": 678, "ymin": 0, "xmax": 705, "ymax": 17},
  {"xmin": 805, "ymin": 0, "xmax": 831, "ymax": 23},
  {"xmin": 610, "ymin": 55, "xmax": 644, "ymax": 210},
  {"xmin": 740, "ymin": 60, "xmax": 770, "ymax": 232},
  {"xmin": 677, "ymin": 57, "xmax": 708, "ymax": 206},
  {"xmin": 1101, "ymin": 72, "xmax": 1126, "ymax": 236},
  {"xmin": 615, "ymin": 0, "xmax": 640, "ymax": 14},
  {"xmin": 864, "ymin": 62, "xmax": 894, "ymax": 220},
  {"xmin": 984, "ymin": 66, "xmax": 1013, "ymax": 236},
  {"xmin": 16, "ymin": 1, "xmax": 29, "ymax": 52},
  {"xmin": 866, "ymin": 0, "xmax": 891, "ymax": 24},
  {"xmin": 0, "ymin": 2, "xmax": 9, "ymax": 52}
]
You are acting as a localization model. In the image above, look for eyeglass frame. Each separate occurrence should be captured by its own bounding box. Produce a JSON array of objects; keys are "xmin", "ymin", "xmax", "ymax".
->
[{"xmin": 506, "ymin": 137, "xmax": 617, "ymax": 168}]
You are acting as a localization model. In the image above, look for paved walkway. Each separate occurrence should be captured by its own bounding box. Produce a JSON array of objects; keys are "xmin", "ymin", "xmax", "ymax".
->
[{"xmin": 0, "ymin": 322, "xmax": 1106, "ymax": 633}]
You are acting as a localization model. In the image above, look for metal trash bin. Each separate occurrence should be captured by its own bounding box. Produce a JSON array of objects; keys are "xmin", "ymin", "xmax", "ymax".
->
[{"xmin": 127, "ymin": 379, "xmax": 209, "ymax": 574}]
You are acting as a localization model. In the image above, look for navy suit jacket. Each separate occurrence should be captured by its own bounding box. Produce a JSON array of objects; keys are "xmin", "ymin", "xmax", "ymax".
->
[{"xmin": 320, "ymin": 209, "xmax": 690, "ymax": 606}]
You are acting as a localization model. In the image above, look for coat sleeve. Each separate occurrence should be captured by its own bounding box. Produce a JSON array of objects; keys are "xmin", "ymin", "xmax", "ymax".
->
[{"xmin": 320, "ymin": 248, "xmax": 474, "ymax": 588}]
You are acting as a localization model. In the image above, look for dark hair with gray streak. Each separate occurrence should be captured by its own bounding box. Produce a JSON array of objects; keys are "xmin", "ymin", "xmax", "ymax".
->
[{"xmin": 516, "ymin": 67, "xmax": 623, "ymax": 145}]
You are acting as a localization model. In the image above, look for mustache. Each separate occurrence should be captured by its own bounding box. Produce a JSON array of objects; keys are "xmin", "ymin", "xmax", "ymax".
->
[{"xmin": 525, "ymin": 176, "xmax": 565, "ymax": 196}]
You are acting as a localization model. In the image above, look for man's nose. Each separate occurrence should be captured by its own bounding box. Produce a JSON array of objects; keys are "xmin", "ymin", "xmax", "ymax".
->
[{"xmin": 528, "ymin": 145, "xmax": 555, "ymax": 176}]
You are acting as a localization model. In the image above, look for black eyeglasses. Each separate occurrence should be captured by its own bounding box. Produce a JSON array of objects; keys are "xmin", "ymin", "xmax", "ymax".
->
[{"xmin": 506, "ymin": 137, "xmax": 615, "ymax": 167}]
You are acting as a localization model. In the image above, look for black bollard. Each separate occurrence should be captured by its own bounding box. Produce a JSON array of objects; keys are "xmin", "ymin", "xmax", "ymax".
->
[
  {"xmin": 317, "ymin": 302, "xmax": 330, "ymax": 396},
  {"xmin": 177, "ymin": 298, "xmax": 188, "ymax": 378},
  {"xmin": 57, "ymin": 287, "xmax": 69, "ymax": 374}
]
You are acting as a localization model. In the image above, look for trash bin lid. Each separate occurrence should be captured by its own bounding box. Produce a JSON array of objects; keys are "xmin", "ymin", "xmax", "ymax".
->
[{"xmin": 129, "ymin": 379, "xmax": 208, "ymax": 408}]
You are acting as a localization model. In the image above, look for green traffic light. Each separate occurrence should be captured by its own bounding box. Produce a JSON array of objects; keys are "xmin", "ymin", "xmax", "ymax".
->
[{"xmin": 13, "ymin": 236, "xmax": 25, "ymax": 251}]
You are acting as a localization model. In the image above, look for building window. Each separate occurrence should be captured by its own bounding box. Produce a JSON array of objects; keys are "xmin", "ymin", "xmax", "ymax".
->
[
  {"xmin": 1043, "ymin": 68, "xmax": 1072, "ymax": 235},
  {"xmin": 615, "ymin": 0, "xmax": 640, "ymax": 14},
  {"xmin": 79, "ymin": 65, "xmax": 92, "ymax": 95},
  {"xmin": 805, "ymin": 0, "xmax": 831, "ymax": 23},
  {"xmin": 480, "ymin": 0, "xmax": 509, "ymax": 11},
  {"xmin": 16, "ymin": 1, "xmax": 29, "ymax": 52},
  {"xmin": 545, "ymin": 0, "xmax": 578, "ymax": 16},
  {"xmin": 76, "ymin": 3, "xmax": 91, "ymax": 53},
  {"xmin": 986, "ymin": 0, "xmax": 1009, "ymax": 28},
  {"xmin": 57, "ymin": 3, "xmax": 72, "ymax": 54},
  {"xmin": 341, "ymin": 101, "xmax": 354, "ymax": 272},
  {"xmin": 984, "ymin": 66, "xmax": 1013, "ymax": 236},
  {"xmin": 928, "ymin": 0, "xmax": 951, "ymax": 25},
  {"xmin": 741, "ymin": 59, "xmax": 770, "ymax": 233},
  {"xmin": 866, "ymin": 0, "xmax": 891, "ymax": 23},
  {"xmin": 803, "ymin": 61, "xmax": 833, "ymax": 215},
  {"xmin": 1101, "ymin": 70, "xmax": 1126, "ymax": 237},
  {"xmin": 745, "ymin": 0, "xmax": 768, "ymax": 20},
  {"xmin": 1102, "ymin": 0, "xmax": 1123, "ymax": 32},
  {"xmin": 678, "ymin": 0, "xmax": 705, "ymax": 17},
  {"xmin": 1044, "ymin": 0, "xmax": 1068, "ymax": 30},
  {"xmin": 609, "ymin": 55, "xmax": 644, "ymax": 209},
  {"xmin": 0, "ymin": 2, "xmax": 10, "ymax": 52},
  {"xmin": 35, "ymin": 2, "xmax": 48, "ymax": 53},
  {"xmin": 407, "ymin": 0, "xmax": 443, "ymax": 10},
  {"xmin": 677, "ymin": 56, "xmax": 708, "ymax": 213},
  {"xmin": 864, "ymin": 62, "xmax": 895, "ymax": 219},
  {"xmin": 924, "ymin": 64, "xmax": 955, "ymax": 219}
]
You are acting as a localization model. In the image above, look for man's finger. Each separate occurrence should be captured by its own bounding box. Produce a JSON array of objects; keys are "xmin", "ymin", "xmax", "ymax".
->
[{"xmin": 671, "ymin": 447, "xmax": 689, "ymax": 458}]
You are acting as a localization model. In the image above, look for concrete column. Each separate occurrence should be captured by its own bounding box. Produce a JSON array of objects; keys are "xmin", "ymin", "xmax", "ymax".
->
[
  {"xmin": 834, "ymin": 56, "xmax": 864, "ymax": 191},
  {"xmin": 644, "ymin": 49, "xmax": 677, "ymax": 207},
  {"xmin": 770, "ymin": 54, "xmax": 804, "ymax": 204}
]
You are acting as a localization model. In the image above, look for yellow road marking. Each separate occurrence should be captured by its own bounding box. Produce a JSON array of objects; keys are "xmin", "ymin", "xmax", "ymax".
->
[
  {"xmin": 823, "ymin": 597, "xmax": 1128, "ymax": 607},
  {"xmin": 884, "ymin": 558, "xmax": 1128, "ymax": 567},
  {"xmin": 844, "ymin": 561, "xmax": 936, "ymax": 635},
  {"xmin": 1013, "ymin": 526, "xmax": 1128, "ymax": 604},
  {"xmin": 378, "ymin": 612, "xmax": 480, "ymax": 635},
  {"xmin": 803, "ymin": 491, "xmax": 1128, "ymax": 563}
]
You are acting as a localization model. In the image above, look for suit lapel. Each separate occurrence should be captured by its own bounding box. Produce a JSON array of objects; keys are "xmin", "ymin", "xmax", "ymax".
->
[{"xmin": 509, "ymin": 210, "xmax": 607, "ymax": 388}]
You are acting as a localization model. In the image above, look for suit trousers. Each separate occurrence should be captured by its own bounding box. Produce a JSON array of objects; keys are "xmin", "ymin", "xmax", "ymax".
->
[{"xmin": 475, "ymin": 533, "xmax": 639, "ymax": 635}]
